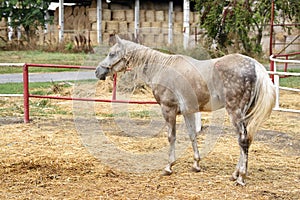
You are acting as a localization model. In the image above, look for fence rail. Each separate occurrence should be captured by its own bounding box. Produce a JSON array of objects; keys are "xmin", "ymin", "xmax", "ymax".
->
[
  {"xmin": 269, "ymin": 55, "xmax": 300, "ymax": 113},
  {"xmin": 0, "ymin": 63, "xmax": 24, "ymax": 67},
  {"xmin": 22, "ymin": 63, "xmax": 157, "ymax": 123},
  {"xmin": 1, "ymin": 59, "xmax": 299, "ymax": 122}
]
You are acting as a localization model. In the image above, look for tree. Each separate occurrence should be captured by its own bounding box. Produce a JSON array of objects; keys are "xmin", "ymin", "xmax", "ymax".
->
[
  {"xmin": 0, "ymin": 0, "xmax": 52, "ymax": 41},
  {"xmin": 192, "ymin": 0, "xmax": 300, "ymax": 56}
]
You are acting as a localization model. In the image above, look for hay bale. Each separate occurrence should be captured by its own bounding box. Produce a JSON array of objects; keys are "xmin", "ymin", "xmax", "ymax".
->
[
  {"xmin": 91, "ymin": 22, "xmax": 96, "ymax": 31},
  {"xmin": 154, "ymin": 34, "xmax": 164, "ymax": 44},
  {"xmin": 73, "ymin": 15, "xmax": 80, "ymax": 30},
  {"xmin": 175, "ymin": 12, "xmax": 183, "ymax": 22},
  {"xmin": 102, "ymin": 21, "xmax": 107, "ymax": 32},
  {"xmin": 106, "ymin": 21, "xmax": 119, "ymax": 33},
  {"xmin": 140, "ymin": 10, "xmax": 146, "ymax": 22},
  {"xmin": 151, "ymin": 22, "xmax": 162, "ymax": 34},
  {"xmin": 119, "ymin": 22, "xmax": 128, "ymax": 33},
  {"xmin": 174, "ymin": 23, "xmax": 183, "ymax": 33},
  {"xmin": 65, "ymin": 6, "xmax": 73, "ymax": 17},
  {"xmin": 89, "ymin": 31, "xmax": 98, "ymax": 45},
  {"xmin": 79, "ymin": 6, "xmax": 86, "ymax": 15},
  {"xmin": 85, "ymin": 15, "xmax": 90, "ymax": 30},
  {"xmin": 73, "ymin": 6, "xmax": 79, "ymax": 16},
  {"xmin": 190, "ymin": 24, "xmax": 198, "ymax": 34},
  {"xmin": 161, "ymin": 22, "xmax": 169, "ymax": 34},
  {"xmin": 87, "ymin": 8, "xmax": 96, "ymax": 23},
  {"xmin": 145, "ymin": 10, "xmax": 155, "ymax": 22},
  {"xmin": 143, "ymin": 34, "xmax": 155, "ymax": 46},
  {"xmin": 103, "ymin": 32, "xmax": 111, "ymax": 43},
  {"xmin": 190, "ymin": 12, "xmax": 194, "ymax": 23},
  {"xmin": 65, "ymin": 15, "xmax": 74, "ymax": 30},
  {"xmin": 90, "ymin": 0, "xmax": 97, "ymax": 8},
  {"xmin": 102, "ymin": 2, "xmax": 109, "ymax": 9},
  {"xmin": 140, "ymin": 22, "xmax": 151, "ymax": 33},
  {"xmin": 152, "ymin": 21, "xmax": 162, "ymax": 28},
  {"xmin": 155, "ymin": 11, "xmax": 165, "ymax": 22},
  {"xmin": 112, "ymin": 10, "xmax": 126, "ymax": 21},
  {"xmin": 0, "ymin": 17, "xmax": 7, "ymax": 27},
  {"xmin": 54, "ymin": 7, "xmax": 59, "ymax": 25},
  {"xmin": 78, "ymin": 15, "xmax": 88, "ymax": 30},
  {"xmin": 164, "ymin": 11, "xmax": 172, "ymax": 22},
  {"xmin": 125, "ymin": 10, "xmax": 134, "ymax": 21},
  {"xmin": 140, "ymin": 22, "xmax": 151, "ymax": 27},
  {"xmin": 103, "ymin": 9, "xmax": 111, "ymax": 21},
  {"xmin": 128, "ymin": 22, "xmax": 135, "ymax": 33},
  {"xmin": 193, "ymin": 12, "xmax": 200, "ymax": 23}
]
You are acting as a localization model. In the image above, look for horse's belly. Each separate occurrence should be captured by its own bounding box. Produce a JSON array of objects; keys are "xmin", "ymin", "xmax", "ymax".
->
[{"xmin": 201, "ymin": 94, "xmax": 225, "ymax": 111}]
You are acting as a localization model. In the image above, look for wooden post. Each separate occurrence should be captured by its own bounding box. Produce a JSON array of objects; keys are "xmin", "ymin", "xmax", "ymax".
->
[
  {"xmin": 168, "ymin": 1, "xmax": 173, "ymax": 44},
  {"xmin": 97, "ymin": 0, "xmax": 102, "ymax": 44},
  {"xmin": 183, "ymin": 0, "xmax": 190, "ymax": 49},
  {"xmin": 269, "ymin": 0, "xmax": 275, "ymax": 82},
  {"xmin": 59, "ymin": 0, "xmax": 64, "ymax": 42},
  {"xmin": 134, "ymin": 0, "xmax": 140, "ymax": 40}
]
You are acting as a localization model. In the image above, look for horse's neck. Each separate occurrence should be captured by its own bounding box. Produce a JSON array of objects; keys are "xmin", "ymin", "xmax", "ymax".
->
[
  {"xmin": 127, "ymin": 46, "xmax": 172, "ymax": 82},
  {"xmin": 128, "ymin": 46, "xmax": 168, "ymax": 66}
]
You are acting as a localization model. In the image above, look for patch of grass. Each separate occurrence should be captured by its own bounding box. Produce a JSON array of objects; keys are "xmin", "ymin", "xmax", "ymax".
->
[
  {"xmin": 29, "ymin": 99, "xmax": 70, "ymax": 116},
  {"xmin": 98, "ymin": 110, "xmax": 159, "ymax": 119},
  {"xmin": 278, "ymin": 68, "xmax": 300, "ymax": 89},
  {"xmin": 280, "ymin": 76, "xmax": 300, "ymax": 89},
  {"xmin": 0, "ymin": 50, "xmax": 88, "ymax": 74},
  {"xmin": 0, "ymin": 81, "xmax": 72, "ymax": 94}
]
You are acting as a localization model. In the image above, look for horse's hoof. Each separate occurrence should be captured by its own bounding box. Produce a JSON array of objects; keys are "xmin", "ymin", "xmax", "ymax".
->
[
  {"xmin": 162, "ymin": 169, "xmax": 173, "ymax": 176},
  {"xmin": 230, "ymin": 171, "xmax": 238, "ymax": 181},
  {"xmin": 162, "ymin": 166, "xmax": 173, "ymax": 176},
  {"xmin": 236, "ymin": 177, "xmax": 246, "ymax": 186},
  {"xmin": 230, "ymin": 176, "xmax": 237, "ymax": 181},
  {"xmin": 191, "ymin": 166, "xmax": 201, "ymax": 172}
]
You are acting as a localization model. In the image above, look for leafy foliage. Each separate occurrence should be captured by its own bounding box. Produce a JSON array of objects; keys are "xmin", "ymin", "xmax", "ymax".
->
[
  {"xmin": 192, "ymin": 0, "xmax": 300, "ymax": 56},
  {"xmin": 0, "ymin": 0, "xmax": 52, "ymax": 38}
]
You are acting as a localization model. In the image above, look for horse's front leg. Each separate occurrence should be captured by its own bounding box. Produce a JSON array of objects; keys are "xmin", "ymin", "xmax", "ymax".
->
[
  {"xmin": 184, "ymin": 113, "xmax": 201, "ymax": 172},
  {"xmin": 161, "ymin": 105, "xmax": 177, "ymax": 175}
]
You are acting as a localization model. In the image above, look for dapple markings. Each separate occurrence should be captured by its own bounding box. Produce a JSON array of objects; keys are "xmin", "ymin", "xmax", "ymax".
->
[{"xmin": 95, "ymin": 36, "xmax": 275, "ymax": 186}]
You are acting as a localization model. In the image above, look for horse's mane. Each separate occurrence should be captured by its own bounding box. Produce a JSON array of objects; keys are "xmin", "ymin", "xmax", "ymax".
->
[{"xmin": 122, "ymin": 40, "xmax": 180, "ymax": 69}]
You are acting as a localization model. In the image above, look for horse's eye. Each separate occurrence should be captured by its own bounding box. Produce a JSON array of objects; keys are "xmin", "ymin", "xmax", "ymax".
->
[{"xmin": 109, "ymin": 52, "xmax": 115, "ymax": 57}]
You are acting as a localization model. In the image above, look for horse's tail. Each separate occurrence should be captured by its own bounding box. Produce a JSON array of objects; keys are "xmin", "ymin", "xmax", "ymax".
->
[{"xmin": 245, "ymin": 60, "xmax": 276, "ymax": 141}]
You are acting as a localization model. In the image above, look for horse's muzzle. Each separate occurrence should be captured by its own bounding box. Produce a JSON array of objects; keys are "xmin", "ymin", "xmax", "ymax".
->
[{"xmin": 95, "ymin": 66, "xmax": 109, "ymax": 80}]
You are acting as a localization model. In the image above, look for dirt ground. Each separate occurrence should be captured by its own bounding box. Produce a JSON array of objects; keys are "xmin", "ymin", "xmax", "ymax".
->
[{"xmin": 0, "ymin": 86, "xmax": 299, "ymax": 199}]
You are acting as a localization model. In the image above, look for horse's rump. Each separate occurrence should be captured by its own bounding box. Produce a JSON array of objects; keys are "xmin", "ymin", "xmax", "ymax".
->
[{"xmin": 214, "ymin": 54, "xmax": 275, "ymax": 140}]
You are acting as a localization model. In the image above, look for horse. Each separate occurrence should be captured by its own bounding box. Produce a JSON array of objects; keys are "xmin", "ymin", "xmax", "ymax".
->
[{"xmin": 95, "ymin": 36, "xmax": 275, "ymax": 186}]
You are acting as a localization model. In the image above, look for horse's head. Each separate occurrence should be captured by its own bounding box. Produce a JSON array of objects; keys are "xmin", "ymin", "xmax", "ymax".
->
[{"xmin": 95, "ymin": 35, "xmax": 127, "ymax": 80}]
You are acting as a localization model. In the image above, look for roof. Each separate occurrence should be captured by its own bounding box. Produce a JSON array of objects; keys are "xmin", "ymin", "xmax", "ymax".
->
[{"xmin": 50, "ymin": 0, "xmax": 92, "ymax": 5}]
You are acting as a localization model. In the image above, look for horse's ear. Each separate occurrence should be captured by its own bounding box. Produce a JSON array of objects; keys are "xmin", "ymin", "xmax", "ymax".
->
[
  {"xmin": 115, "ymin": 35, "xmax": 122, "ymax": 44},
  {"xmin": 114, "ymin": 35, "xmax": 125, "ymax": 49}
]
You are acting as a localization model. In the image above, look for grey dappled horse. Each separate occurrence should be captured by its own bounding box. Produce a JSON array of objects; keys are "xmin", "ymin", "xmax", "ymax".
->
[{"xmin": 95, "ymin": 36, "xmax": 275, "ymax": 186}]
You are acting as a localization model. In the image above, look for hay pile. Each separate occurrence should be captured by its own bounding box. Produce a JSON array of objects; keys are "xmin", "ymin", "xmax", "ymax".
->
[
  {"xmin": 0, "ymin": 84, "xmax": 299, "ymax": 199},
  {"xmin": 0, "ymin": 114, "xmax": 299, "ymax": 199},
  {"xmin": 51, "ymin": 1, "xmax": 201, "ymax": 45}
]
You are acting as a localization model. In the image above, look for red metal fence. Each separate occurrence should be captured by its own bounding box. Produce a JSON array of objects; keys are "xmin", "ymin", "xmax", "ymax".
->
[{"xmin": 23, "ymin": 63, "xmax": 157, "ymax": 123}]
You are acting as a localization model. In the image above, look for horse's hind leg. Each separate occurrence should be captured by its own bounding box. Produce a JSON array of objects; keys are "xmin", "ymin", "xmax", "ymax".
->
[
  {"xmin": 161, "ymin": 105, "xmax": 177, "ymax": 175},
  {"xmin": 184, "ymin": 113, "xmax": 201, "ymax": 172},
  {"xmin": 195, "ymin": 112, "xmax": 202, "ymax": 133},
  {"xmin": 228, "ymin": 109, "xmax": 251, "ymax": 186}
]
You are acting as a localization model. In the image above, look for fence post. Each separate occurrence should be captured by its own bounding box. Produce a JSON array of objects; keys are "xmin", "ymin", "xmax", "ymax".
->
[
  {"xmin": 23, "ymin": 64, "xmax": 30, "ymax": 123},
  {"xmin": 274, "ymin": 74, "xmax": 280, "ymax": 110},
  {"xmin": 112, "ymin": 73, "xmax": 117, "ymax": 100}
]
